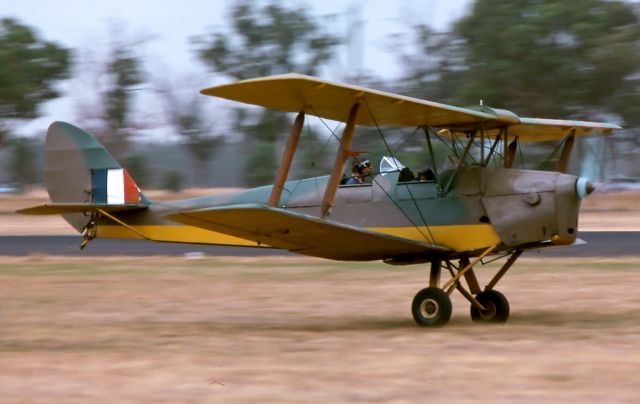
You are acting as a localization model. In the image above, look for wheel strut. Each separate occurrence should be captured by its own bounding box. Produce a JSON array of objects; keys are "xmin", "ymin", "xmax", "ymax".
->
[
  {"xmin": 411, "ymin": 248, "xmax": 522, "ymax": 327},
  {"xmin": 442, "ymin": 244, "xmax": 498, "ymax": 290},
  {"xmin": 485, "ymin": 250, "xmax": 523, "ymax": 291},
  {"xmin": 429, "ymin": 259, "xmax": 441, "ymax": 287}
]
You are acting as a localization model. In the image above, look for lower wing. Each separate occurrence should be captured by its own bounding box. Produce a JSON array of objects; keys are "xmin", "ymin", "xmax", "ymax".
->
[{"xmin": 164, "ymin": 203, "xmax": 449, "ymax": 261}]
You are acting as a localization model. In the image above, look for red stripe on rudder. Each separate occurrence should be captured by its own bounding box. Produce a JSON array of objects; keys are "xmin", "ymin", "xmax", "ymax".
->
[{"xmin": 123, "ymin": 169, "xmax": 141, "ymax": 203}]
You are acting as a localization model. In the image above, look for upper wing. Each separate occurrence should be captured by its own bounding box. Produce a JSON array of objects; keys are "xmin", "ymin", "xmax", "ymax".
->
[
  {"xmin": 447, "ymin": 116, "xmax": 621, "ymax": 142},
  {"xmin": 202, "ymin": 74, "xmax": 621, "ymax": 140},
  {"xmin": 502, "ymin": 117, "xmax": 620, "ymax": 141},
  {"xmin": 164, "ymin": 203, "xmax": 449, "ymax": 261},
  {"xmin": 201, "ymin": 73, "xmax": 500, "ymax": 127}
]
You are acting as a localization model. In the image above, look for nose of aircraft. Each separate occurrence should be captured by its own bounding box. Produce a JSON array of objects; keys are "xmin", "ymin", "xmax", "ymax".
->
[{"xmin": 576, "ymin": 177, "xmax": 595, "ymax": 199}]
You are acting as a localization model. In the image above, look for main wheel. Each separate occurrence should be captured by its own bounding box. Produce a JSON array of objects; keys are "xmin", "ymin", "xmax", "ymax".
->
[
  {"xmin": 411, "ymin": 287, "xmax": 452, "ymax": 327},
  {"xmin": 470, "ymin": 290, "xmax": 510, "ymax": 323}
]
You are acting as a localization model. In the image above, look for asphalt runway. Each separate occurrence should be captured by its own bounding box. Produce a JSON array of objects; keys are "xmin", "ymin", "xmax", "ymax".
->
[
  {"xmin": 0, "ymin": 235, "xmax": 290, "ymax": 257},
  {"xmin": 0, "ymin": 232, "xmax": 637, "ymax": 257}
]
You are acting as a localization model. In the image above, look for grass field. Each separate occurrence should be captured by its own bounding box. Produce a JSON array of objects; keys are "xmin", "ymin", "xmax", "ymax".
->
[{"xmin": 0, "ymin": 256, "xmax": 639, "ymax": 402}]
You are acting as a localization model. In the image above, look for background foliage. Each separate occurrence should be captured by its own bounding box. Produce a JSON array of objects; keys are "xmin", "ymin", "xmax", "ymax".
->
[{"xmin": 1, "ymin": 0, "xmax": 639, "ymax": 189}]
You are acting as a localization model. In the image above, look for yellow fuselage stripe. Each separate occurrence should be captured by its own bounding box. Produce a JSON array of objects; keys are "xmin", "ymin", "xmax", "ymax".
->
[
  {"xmin": 98, "ymin": 223, "xmax": 501, "ymax": 252},
  {"xmin": 369, "ymin": 224, "xmax": 501, "ymax": 251}
]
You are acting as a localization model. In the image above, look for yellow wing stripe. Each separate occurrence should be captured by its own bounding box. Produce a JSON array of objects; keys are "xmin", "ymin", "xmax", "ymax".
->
[
  {"xmin": 97, "ymin": 223, "xmax": 500, "ymax": 253},
  {"xmin": 97, "ymin": 225, "xmax": 266, "ymax": 247},
  {"xmin": 370, "ymin": 224, "xmax": 501, "ymax": 252}
]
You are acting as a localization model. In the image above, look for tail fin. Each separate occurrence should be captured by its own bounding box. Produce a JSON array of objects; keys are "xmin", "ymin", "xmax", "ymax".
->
[{"xmin": 38, "ymin": 121, "xmax": 148, "ymax": 231}]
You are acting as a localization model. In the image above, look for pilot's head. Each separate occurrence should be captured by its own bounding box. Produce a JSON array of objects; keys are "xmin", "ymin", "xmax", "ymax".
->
[
  {"xmin": 359, "ymin": 160, "xmax": 371, "ymax": 176},
  {"xmin": 351, "ymin": 162, "xmax": 362, "ymax": 175},
  {"xmin": 418, "ymin": 168, "xmax": 435, "ymax": 181}
]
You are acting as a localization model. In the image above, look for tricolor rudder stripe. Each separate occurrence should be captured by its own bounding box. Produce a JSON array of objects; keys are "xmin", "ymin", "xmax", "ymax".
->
[{"xmin": 91, "ymin": 168, "xmax": 141, "ymax": 204}]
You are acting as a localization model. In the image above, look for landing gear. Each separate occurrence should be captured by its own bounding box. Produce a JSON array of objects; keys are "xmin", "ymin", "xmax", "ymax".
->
[
  {"xmin": 411, "ymin": 287, "xmax": 452, "ymax": 327},
  {"xmin": 410, "ymin": 248, "xmax": 522, "ymax": 327},
  {"xmin": 80, "ymin": 215, "xmax": 98, "ymax": 250},
  {"xmin": 470, "ymin": 290, "xmax": 509, "ymax": 323}
]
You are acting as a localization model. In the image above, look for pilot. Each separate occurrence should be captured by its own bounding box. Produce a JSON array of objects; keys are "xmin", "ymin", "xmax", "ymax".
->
[
  {"xmin": 398, "ymin": 167, "xmax": 416, "ymax": 182},
  {"xmin": 345, "ymin": 160, "xmax": 371, "ymax": 185},
  {"xmin": 359, "ymin": 159, "xmax": 372, "ymax": 180},
  {"xmin": 345, "ymin": 162, "xmax": 365, "ymax": 185},
  {"xmin": 418, "ymin": 168, "xmax": 436, "ymax": 181}
]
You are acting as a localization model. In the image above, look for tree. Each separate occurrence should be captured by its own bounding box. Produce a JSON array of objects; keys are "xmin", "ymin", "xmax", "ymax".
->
[
  {"xmin": 399, "ymin": 25, "xmax": 467, "ymax": 105},
  {"xmin": 194, "ymin": 0, "xmax": 340, "ymax": 186},
  {"xmin": 398, "ymin": 0, "xmax": 640, "ymax": 179},
  {"xmin": 403, "ymin": 0, "xmax": 640, "ymax": 125},
  {"xmin": 72, "ymin": 31, "xmax": 147, "ymax": 159},
  {"xmin": 457, "ymin": 0, "xmax": 640, "ymax": 123},
  {"xmin": 159, "ymin": 79, "xmax": 223, "ymax": 187},
  {"xmin": 69, "ymin": 30, "xmax": 154, "ymax": 186},
  {"xmin": 7, "ymin": 137, "xmax": 38, "ymax": 187},
  {"xmin": 0, "ymin": 18, "xmax": 70, "ymax": 144},
  {"xmin": 103, "ymin": 45, "xmax": 144, "ymax": 156}
]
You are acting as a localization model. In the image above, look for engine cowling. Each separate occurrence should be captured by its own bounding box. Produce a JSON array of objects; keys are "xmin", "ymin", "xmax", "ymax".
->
[{"xmin": 479, "ymin": 168, "xmax": 592, "ymax": 247}]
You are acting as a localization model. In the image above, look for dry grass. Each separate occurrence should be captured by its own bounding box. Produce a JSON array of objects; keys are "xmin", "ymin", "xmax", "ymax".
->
[{"xmin": 0, "ymin": 256, "xmax": 638, "ymax": 402}]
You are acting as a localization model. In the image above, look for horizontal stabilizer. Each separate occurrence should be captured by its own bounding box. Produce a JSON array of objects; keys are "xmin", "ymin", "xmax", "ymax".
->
[
  {"xmin": 164, "ymin": 203, "xmax": 449, "ymax": 261},
  {"xmin": 17, "ymin": 203, "xmax": 149, "ymax": 216}
]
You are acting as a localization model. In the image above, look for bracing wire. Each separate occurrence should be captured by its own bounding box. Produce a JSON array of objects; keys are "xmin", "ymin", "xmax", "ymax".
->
[
  {"xmin": 362, "ymin": 99, "xmax": 436, "ymax": 244},
  {"xmin": 431, "ymin": 129, "xmax": 459, "ymax": 156},
  {"xmin": 517, "ymin": 137, "xmax": 526, "ymax": 169},
  {"xmin": 536, "ymin": 131, "xmax": 574, "ymax": 171},
  {"xmin": 392, "ymin": 126, "xmax": 420, "ymax": 155},
  {"xmin": 307, "ymin": 105, "xmax": 347, "ymax": 155}
]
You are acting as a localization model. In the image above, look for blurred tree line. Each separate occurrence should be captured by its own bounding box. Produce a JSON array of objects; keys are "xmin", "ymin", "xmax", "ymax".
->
[{"xmin": 2, "ymin": 0, "xmax": 640, "ymax": 190}]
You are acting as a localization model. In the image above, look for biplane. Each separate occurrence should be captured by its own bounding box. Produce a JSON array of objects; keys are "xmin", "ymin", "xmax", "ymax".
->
[{"xmin": 18, "ymin": 74, "xmax": 620, "ymax": 327}]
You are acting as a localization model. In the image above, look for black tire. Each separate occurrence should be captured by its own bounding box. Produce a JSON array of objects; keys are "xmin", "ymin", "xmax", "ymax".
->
[
  {"xmin": 470, "ymin": 290, "xmax": 510, "ymax": 323},
  {"xmin": 411, "ymin": 287, "xmax": 452, "ymax": 327}
]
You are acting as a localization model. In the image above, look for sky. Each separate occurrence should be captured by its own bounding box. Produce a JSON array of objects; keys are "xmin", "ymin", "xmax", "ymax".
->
[{"xmin": 1, "ymin": 0, "xmax": 473, "ymax": 138}]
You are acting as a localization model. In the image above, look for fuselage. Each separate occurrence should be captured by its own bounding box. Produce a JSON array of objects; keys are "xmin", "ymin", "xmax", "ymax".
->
[{"xmin": 94, "ymin": 166, "xmax": 588, "ymax": 259}]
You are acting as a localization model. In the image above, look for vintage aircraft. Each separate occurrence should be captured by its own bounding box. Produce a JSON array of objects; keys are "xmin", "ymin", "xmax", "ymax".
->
[{"xmin": 18, "ymin": 73, "xmax": 620, "ymax": 327}]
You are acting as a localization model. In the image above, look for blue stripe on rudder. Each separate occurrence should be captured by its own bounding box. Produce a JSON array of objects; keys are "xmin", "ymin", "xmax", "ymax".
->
[{"xmin": 91, "ymin": 169, "xmax": 108, "ymax": 203}]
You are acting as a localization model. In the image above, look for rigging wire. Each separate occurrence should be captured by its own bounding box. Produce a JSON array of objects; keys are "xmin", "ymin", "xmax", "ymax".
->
[
  {"xmin": 306, "ymin": 104, "xmax": 374, "ymax": 179},
  {"xmin": 362, "ymin": 99, "xmax": 436, "ymax": 245},
  {"xmin": 432, "ymin": 129, "xmax": 479, "ymax": 166},
  {"xmin": 517, "ymin": 137, "xmax": 526, "ymax": 169},
  {"xmin": 431, "ymin": 129, "xmax": 458, "ymax": 155},
  {"xmin": 536, "ymin": 132, "xmax": 573, "ymax": 171},
  {"xmin": 474, "ymin": 133, "xmax": 503, "ymax": 166},
  {"xmin": 392, "ymin": 126, "xmax": 420, "ymax": 155},
  {"xmin": 307, "ymin": 105, "xmax": 347, "ymax": 156}
]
